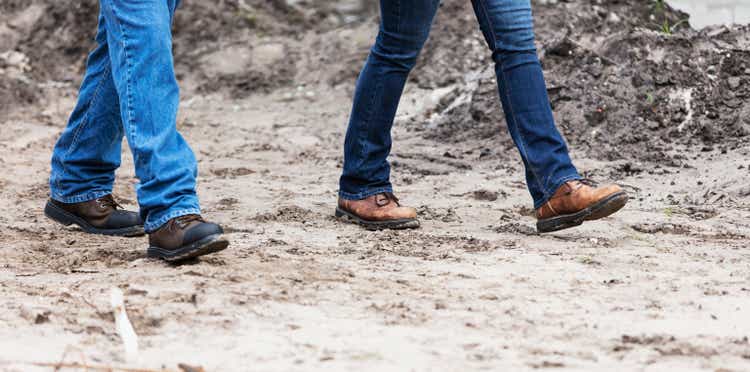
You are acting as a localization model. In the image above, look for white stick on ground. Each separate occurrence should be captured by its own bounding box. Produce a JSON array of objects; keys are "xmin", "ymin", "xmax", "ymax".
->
[{"xmin": 110, "ymin": 287, "xmax": 139, "ymax": 363}]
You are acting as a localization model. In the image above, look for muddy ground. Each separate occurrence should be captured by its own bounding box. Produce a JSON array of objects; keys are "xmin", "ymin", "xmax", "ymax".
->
[{"xmin": 1, "ymin": 0, "xmax": 750, "ymax": 370}]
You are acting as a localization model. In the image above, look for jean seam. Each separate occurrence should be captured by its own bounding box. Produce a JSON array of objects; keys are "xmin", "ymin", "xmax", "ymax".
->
[
  {"xmin": 145, "ymin": 208, "xmax": 201, "ymax": 232},
  {"xmin": 55, "ymin": 63, "xmax": 113, "ymax": 194},
  {"xmin": 395, "ymin": 0, "xmax": 401, "ymax": 35},
  {"xmin": 51, "ymin": 190, "xmax": 111, "ymax": 204},
  {"xmin": 339, "ymin": 186, "xmax": 394, "ymax": 201},
  {"xmin": 476, "ymin": 0, "xmax": 499, "ymax": 49}
]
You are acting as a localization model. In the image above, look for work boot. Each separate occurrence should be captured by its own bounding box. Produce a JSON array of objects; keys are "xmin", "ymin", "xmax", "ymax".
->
[
  {"xmin": 44, "ymin": 194, "xmax": 144, "ymax": 237},
  {"xmin": 336, "ymin": 192, "xmax": 419, "ymax": 230},
  {"xmin": 147, "ymin": 214, "xmax": 228, "ymax": 262},
  {"xmin": 536, "ymin": 180, "xmax": 628, "ymax": 233}
]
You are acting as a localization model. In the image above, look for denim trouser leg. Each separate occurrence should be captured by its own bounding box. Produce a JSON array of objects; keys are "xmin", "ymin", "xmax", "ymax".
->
[
  {"xmin": 50, "ymin": 0, "xmax": 200, "ymax": 232},
  {"xmin": 339, "ymin": 0, "xmax": 441, "ymax": 200},
  {"xmin": 340, "ymin": 0, "xmax": 580, "ymax": 206},
  {"xmin": 49, "ymin": 12, "xmax": 124, "ymax": 204},
  {"xmin": 471, "ymin": 0, "xmax": 580, "ymax": 208}
]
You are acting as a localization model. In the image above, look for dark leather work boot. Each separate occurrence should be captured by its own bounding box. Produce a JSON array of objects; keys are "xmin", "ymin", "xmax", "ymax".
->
[
  {"xmin": 44, "ymin": 194, "xmax": 144, "ymax": 237},
  {"xmin": 336, "ymin": 192, "xmax": 419, "ymax": 230},
  {"xmin": 147, "ymin": 214, "xmax": 228, "ymax": 262},
  {"xmin": 536, "ymin": 180, "xmax": 628, "ymax": 233}
]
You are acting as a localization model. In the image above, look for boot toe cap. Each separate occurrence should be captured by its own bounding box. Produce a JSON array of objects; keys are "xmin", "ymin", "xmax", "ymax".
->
[
  {"xmin": 401, "ymin": 207, "xmax": 418, "ymax": 219},
  {"xmin": 106, "ymin": 210, "xmax": 144, "ymax": 229},
  {"xmin": 183, "ymin": 222, "xmax": 224, "ymax": 246}
]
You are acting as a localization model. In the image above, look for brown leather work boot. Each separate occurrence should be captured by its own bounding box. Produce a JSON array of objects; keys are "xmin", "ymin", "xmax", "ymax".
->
[
  {"xmin": 536, "ymin": 180, "xmax": 628, "ymax": 233},
  {"xmin": 336, "ymin": 192, "xmax": 419, "ymax": 230},
  {"xmin": 147, "ymin": 214, "xmax": 228, "ymax": 262},
  {"xmin": 44, "ymin": 194, "xmax": 144, "ymax": 237}
]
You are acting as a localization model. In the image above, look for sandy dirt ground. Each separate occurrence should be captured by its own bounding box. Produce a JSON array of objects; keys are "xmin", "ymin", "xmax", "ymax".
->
[{"xmin": 1, "ymin": 0, "xmax": 750, "ymax": 371}]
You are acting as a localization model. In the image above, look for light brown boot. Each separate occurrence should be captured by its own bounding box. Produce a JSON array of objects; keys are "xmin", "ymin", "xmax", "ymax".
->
[
  {"xmin": 336, "ymin": 192, "xmax": 419, "ymax": 230},
  {"xmin": 536, "ymin": 180, "xmax": 628, "ymax": 233}
]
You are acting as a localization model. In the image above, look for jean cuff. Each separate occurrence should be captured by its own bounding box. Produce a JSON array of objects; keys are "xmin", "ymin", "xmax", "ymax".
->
[
  {"xmin": 144, "ymin": 207, "xmax": 202, "ymax": 233},
  {"xmin": 338, "ymin": 186, "xmax": 394, "ymax": 201},
  {"xmin": 534, "ymin": 173, "xmax": 582, "ymax": 209},
  {"xmin": 50, "ymin": 190, "xmax": 112, "ymax": 204}
]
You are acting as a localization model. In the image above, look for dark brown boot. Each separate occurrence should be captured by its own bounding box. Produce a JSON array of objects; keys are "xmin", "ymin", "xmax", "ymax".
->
[
  {"xmin": 147, "ymin": 214, "xmax": 228, "ymax": 262},
  {"xmin": 536, "ymin": 180, "xmax": 628, "ymax": 233},
  {"xmin": 44, "ymin": 195, "xmax": 144, "ymax": 237},
  {"xmin": 336, "ymin": 192, "xmax": 419, "ymax": 230}
]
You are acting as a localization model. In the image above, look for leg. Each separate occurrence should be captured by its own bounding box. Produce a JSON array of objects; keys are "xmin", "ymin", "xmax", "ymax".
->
[
  {"xmin": 471, "ymin": 0, "xmax": 580, "ymax": 209},
  {"xmin": 50, "ymin": 11, "xmax": 124, "ymax": 204},
  {"xmin": 472, "ymin": 0, "xmax": 627, "ymax": 233},
  {"xmin": 99, "ymin": 0, "xmax": 199, "ymax": 232},
  {"xmin": 339, "ymin": 0, "xmax": 441, "ymax": 200}
]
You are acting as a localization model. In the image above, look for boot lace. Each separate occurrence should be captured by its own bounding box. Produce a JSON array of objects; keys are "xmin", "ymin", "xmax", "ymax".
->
[
  {"xmin": 167, "ymin": 214, "xmax": 204, "ymax": 232},
  {"xmin": 97, "ymin": 195, "xmax": 122, "ymax": 210},
  {"xmin": 376, "ymin": 192, "xmax": 401, "ymax": 207}
]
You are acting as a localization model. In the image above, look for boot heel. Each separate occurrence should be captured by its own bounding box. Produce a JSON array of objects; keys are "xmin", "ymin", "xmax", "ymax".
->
[{"xmin": 44, "ymin": 201, "xmax": 74, "ymax": 226}]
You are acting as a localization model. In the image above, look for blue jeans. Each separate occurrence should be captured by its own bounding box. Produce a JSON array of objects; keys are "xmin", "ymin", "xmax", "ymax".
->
[
  {"xmin": 49, "ymin": 0, "xmax": 200, "ymax": 232},
  {"xmin": 339, "ymin": 0, "xmax": 581, "ymax": 208}
]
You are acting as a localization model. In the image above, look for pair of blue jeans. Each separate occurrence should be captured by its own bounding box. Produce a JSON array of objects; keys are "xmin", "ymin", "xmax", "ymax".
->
[
  {"xmin": 49, "ymin": 0, "xmax": 200, "ymax": 232},
  {"xmin": 339, "ymin": 0, "xmax": 581, "ymax": 208}
]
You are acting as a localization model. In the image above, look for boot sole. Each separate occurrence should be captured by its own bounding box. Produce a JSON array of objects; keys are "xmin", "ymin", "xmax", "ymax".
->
[
  {"xmin": 44, "ymin": 200, "xmax": 145, "ymax": 237},
  {"xmin": 335, "ymin": 207, "xmax": 420, "ymax": 231},
  {"xmin": 147, "ymin": 233, "xmax": 229, "ymax": 263},
  {"xmin": 536, "ymin": 192, "xmax": 628, "ymax": 233}
]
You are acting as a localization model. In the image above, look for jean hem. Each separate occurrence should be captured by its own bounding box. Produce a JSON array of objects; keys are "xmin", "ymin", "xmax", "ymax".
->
[
  {"xmin": 144, "ymin": 207, "xmax": 201, "ymax": 233},
  {"xmin": 534, "ymin": 173, "xmax": 582, "ymax": 209},
  {"xmin": 338, "ymin": 186, "xmax": 394, "ymax": 201},
  {"xmin": 50, "ymin": 190, "xmax": 112, "ymax": 204}
]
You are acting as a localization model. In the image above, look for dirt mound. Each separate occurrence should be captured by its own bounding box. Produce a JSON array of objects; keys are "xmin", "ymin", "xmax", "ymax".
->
[
  {"xmin": 0, "ymin": 0, "xmax": 377, "ymax": 106},
  {"xmin": 406, "ymin": 0, "xmax": 750, "ymax": 166},
  {"xmin": 1, "ymin": 0, "xmax": 747, "ymax": 167}
]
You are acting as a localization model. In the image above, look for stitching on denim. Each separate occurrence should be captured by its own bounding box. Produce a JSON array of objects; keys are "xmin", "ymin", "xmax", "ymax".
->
[
  {"xmin": 145, "ymin": 207, "xmax": 202, "ymax": 232},
  {"xmin": 476, "ymin": 0, "xmax": 498, "ymax": 50},
  {"xmin": 395, "ymin": 0, "xmax": 400, "ymax": 35},
  {"xmin": 55, "ymin": 62, "xmax": 113, "ymax": 193},
  {"xmin": 339, "ymin": 186, "xmax": 394, "ymax": 201},
  {"xmin": 52, "ymin": 190, "xmax": 111, "ymax": 204}
]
